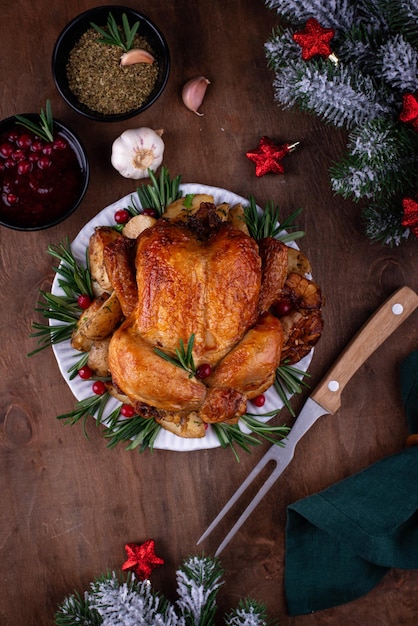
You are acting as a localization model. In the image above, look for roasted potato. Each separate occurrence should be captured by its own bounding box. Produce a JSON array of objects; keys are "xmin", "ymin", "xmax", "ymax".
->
[
  {"xmin": 155, "ymin": 411, "xmax": 206, "ymax": 438},
  {"xmin": 122, "ymin": 214, "xmax": 157, "ymax": 239},
  {"xmin": 72, "ymin": 291, "xmax": 123, "ymax": 346},
  {"xmin": 87, "ymin": 338, "xmax": 111, "ymax": 377},
  {"xmin": 162, "ymin": 193, "xmax": 214, "ymax": 221},
  {"xmin": 287, "ymin": 247, "xmax": 312, "ymax": 276},
  {"xmin": 227, "ymin": 203, "xmax": 249, "ymax": 234}
]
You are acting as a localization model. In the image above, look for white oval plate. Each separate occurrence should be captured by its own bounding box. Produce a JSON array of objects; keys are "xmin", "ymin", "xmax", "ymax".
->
[{"xmin": 51, "ymin": 183, "xmax": 313, "ymax": 451}]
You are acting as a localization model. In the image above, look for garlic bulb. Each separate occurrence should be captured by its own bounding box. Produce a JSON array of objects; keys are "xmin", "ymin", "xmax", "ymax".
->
[
  {"xmin": 111, "ymin": 128, "xmax": 164, "ymax": 179},
  {"xmin": 182, "ymin": 76, "xmax": 210, "ymax": 116}
]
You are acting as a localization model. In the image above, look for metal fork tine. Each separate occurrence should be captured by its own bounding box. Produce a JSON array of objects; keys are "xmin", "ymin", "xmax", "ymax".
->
[{"xmin": 196, "ymin": 444, "xmax": 281, "ymax": 549}]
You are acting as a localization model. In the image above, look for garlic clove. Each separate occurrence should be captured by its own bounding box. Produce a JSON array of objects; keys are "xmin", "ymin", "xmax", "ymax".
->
[
  {"xmin": 120, "ymin": 48, "xmax": 155, "ymax": 66},
  {"xmin": 182, "ymin": 76, "xmax": 210, "ymax": 116}
]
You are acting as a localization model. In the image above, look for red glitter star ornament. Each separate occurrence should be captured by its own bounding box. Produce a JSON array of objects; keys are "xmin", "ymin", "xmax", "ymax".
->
[
  {"xmin": 122, "ymin": 540, "xmax": 165, "ymax": 580},
  {"xmin": 402, "ymin": 197, "xmax": 418, "ymax": 237},
  {"xmin": 399, "ymin": 93, "xmax": 418, "ymax": 132},
  {"xmin": 246, "ymin": 136, "xmax": 299, "ymax": 177},
  {"xmin": 293, "ymin": 18, "xmax": 335, "ymax": 61}
]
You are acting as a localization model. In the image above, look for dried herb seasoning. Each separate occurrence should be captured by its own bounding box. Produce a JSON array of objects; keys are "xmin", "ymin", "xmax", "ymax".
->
[{"xmin": 66, "ymin": 29, "xmax": 159, "ymax": 115}]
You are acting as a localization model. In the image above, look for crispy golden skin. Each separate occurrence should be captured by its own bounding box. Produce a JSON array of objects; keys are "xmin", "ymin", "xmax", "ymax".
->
[
  {"xmin": 207, "ymin": 313, "xmax": 283, "ymax": 399},
  {"xmin": 108, "ymin": 319, "xmax": 207, "ymax": 412},
  {"xmin": 133, "ymin": 219, "xmax": 262, "ymax": 365},
  {"xmin": 103, "ymin": 236, "xmax": 138, "ymax": 318},
  {"xmin": 258, "ymin": 238, "xmax": 289, "ymax": 314}
]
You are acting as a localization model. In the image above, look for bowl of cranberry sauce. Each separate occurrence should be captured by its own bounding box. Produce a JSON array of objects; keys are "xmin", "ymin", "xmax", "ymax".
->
[{"xmin": 0, "ymin": 115, "xmax": 89, "ymax": 230}]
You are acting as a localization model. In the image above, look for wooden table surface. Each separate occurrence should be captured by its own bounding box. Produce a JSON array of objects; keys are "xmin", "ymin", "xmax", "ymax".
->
[{"xmin": 1, "ymin": 1, "xmax": 417, "ymax": 624}]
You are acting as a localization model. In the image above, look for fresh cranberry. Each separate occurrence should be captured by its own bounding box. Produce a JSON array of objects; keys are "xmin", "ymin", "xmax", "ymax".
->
[
  {"xmin": 114, "ymin": 209, "xmax": 130, "ymax": 224},
  {"xmin": 0, "ymin": 142, "xmax": 14, "ymax": 158},
  {"xmin": 142, "ymin": 208, "xmax": 158, "ymax": 217},
  {"xmin": 77, "ymin": 294, "xmax": 91, "ymax": 309},
  {"xmin": 12, "ymin": 149, "xmax": 26, "ymax": 163},
  {"xmin": 37, "ymin": 156, "xmax": 51, "ymax": 169},
  {"xmin": 53, "ymin": 137, "xmax": 68, "ymax": 151},
  {"xmin": 28, "ymin": 152, "xmax": 39, "ymax": 163},
  {"xmin": 121, "ymin": 404, "xmax": 136, "ymax": 417},
  {"xmin": 31, "ymin": 139, "xmax": 44, "ymax": 152},
  {"xmin": 92, "ymin": 380, "xmax": 106, "ymax": 395},
  {"xmin": 273, "ymin": 298, "xmax": 293, "ymax": 317},
  {"xmin": 42, "ymin": 143, "xmax": 54, "ymax": 155},
  {"xmin": 4, "ymin": 158, "xmax": 15, "ymax": 169},
  {"xmin": 78, "ymin": 366, "xmax": 93, "ymax": 380},
  {"xmin": 17, "ymin": 161, "xmax": 32, "ymax": 175},
  {"xmin": 16, "ymin": 133, "xmax": 32, "ymax": 149},
  {"xmin": 6, "ymin": 130, "xmax": 18, "ymax": 143},
  {"xmin": 252, "ymin": 394, "xmax": 266, "ymax": 407},
  {"xmin": 196, "ymin": 363, "xmax": 212, "ymax": 379},
  {"xmin": 6, "ymin": 193, "xmax": 18, "ymax": 205}
]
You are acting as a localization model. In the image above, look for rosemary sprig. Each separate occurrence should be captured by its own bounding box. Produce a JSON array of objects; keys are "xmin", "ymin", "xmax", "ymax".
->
[
  {"xmin": 154, "ymin": 335, "xmax": 196, "ymax": 378},
  {"xmin": 104, "ymin": 413, "xmax": 162, "ymax": 452},
  {"xmin": 275, "ymin": 363, "xmax": 311, "ymax": 416},
  {"xmin": 136, "ymin": 167, "xmax": 182, "ymax": 217},
  {"xmin": 29, "ymin": 239, "xmax": 94, "ymax": 355},
  {"xmin": 28, "ymin": 293, "xmax": 81, "ymax": 356},
  {"xmin": 15, "ymin": 99, "xmax": 54, "ymax": 143},
  {"xmin": 91, "ymin": 12, "xmax": 139, "ymax": 52},
  {"xmin": 57, "ymin": 392, "xmax": 116, "ymax": 437},
  {"xmin": 48, "ymin": 239, "xmax": 94, "ymax": 298},
  {"xmin": 244, "ymin": 196, "xmax": 305, "ymax": 243}
]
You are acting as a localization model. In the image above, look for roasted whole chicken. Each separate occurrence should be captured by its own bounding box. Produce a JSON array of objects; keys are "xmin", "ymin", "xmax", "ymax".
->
[{"xmin": 71, "ymin": 195, "xmax": 323, "ymax": 438}]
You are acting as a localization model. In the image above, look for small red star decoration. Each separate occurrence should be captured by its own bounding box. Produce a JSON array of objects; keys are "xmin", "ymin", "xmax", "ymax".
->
[
  {"xmin": 293, "ymin": 18, "xmax": 335, "ymax": 60},
  {"xmin": 122, "ymin": 540, "xmax": 164, "ymax": 580},
  {"xmin": 401, "ymin": 197, "xmax": 418, "ymax": 237},
  {"xmin": 246, "ymin": 136, "xmax": 298, "ymax": 177},
  {"xmin": 399, "ymin": 93, "xmax": 418, "ymax": 132}
]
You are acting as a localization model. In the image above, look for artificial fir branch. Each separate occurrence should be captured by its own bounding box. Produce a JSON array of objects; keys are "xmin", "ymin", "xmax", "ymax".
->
[
  {"xmin": 264, "ymin": 0, "xmax": 418, "ymax": 245},
  {"xmin": 55, "ymin": 557, "xmax": 274, "ymax": 625}
]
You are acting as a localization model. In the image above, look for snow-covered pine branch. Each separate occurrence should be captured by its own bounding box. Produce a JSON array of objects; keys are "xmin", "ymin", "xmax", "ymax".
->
[
  {"xmin": 264, "ymin": 0, "xmax": 356, "ymax": 30},
  {"xmin": 272, "ymin": 60, "xmax": 392, "ymax": 128}
]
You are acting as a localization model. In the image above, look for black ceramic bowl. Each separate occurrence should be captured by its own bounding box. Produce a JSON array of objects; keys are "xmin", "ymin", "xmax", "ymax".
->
[
  {"xmin": 52, "ymin": 5, "xmax": 170, "ymax": 122},
  {"xmin": 0, "ymin": 114, "xmax": 89, "ymax": 231}
]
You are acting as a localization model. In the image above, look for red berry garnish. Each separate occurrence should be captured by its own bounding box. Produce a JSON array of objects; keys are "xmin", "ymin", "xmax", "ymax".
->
[
  {"xmin": 121, "ymin": 404, "xmax": 136, "ymax": 417},
  {"xmin": 78, "ymin": 366, "xmax": 93, "ymax": 380},
  {"xmin": 0, "ymin": 142, "xmax": 14, "ymax": 157},
  {"xmin": 252, "ymin": 394, "xmax": 266, "ymax": 407},
  {"xmin": 196, "ymin": 363, "xmax": 212, "ymax": 379},
  {"xmin": 17, "ymin": 161, "xmax": 32, "ymax": 175},
  {"xmin": 38, "ymin": 156, "xmax": 51, "ymax": 169},
  {"xmin": 28, "ymin": 152, "xmax": 39, "ymax": 163},
  {"xmin": 16, "ymin": 133, "xmax": 32, "ymax": 149},
  {"xmin": 92, "ymin": 380, "xmax": 106, "ymax": 395},
  {"xmin": 114, "ymin": 209, "xmax": 130, "ymax": 224},
  {"xmin": 77, "ymin": 294, "xmax": 91, "ymax": 309},
  {"xmin": 142, "ymin": 207, "xmax": 158, "ymax": 217},
  {"xmin": 4, "ymin": 158, "xmax": 15, "ymax": 169},
  {"xmin": 273, "ymin": 298, "xmax": 293, "ymax": 318}
]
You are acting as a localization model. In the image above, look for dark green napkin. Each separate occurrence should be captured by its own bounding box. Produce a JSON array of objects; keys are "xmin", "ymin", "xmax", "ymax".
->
[
  {"xmin": 400, "ymin": 351, "xmax": 418, "ymax": 435},
  {"xmin": 284, "ymin": 351, "xmax": 418, "ymax": 615}
]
